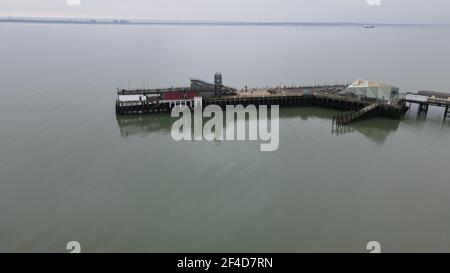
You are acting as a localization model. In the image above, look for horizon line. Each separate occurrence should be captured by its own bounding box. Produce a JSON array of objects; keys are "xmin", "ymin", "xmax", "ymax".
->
[{"xmin": 1, "ymin": 16, "xmax": 450, "ymax": 27}]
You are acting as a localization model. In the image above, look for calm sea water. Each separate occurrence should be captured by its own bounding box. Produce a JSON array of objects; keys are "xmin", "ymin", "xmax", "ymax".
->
[{"xmin": 1, "ymin": 23, "xmax": 450, "ymax": 252}]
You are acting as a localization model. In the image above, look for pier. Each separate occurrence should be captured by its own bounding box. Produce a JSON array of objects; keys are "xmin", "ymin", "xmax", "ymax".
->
[
  {"xmin": 116, "ymin": 87, "xmax": 408, "ymax": 123},
  {"xmin": 115, "ymin": 75, "xmax": 450, "ymax": 126},
  {"xmin": 116, "ymin": 84, "xmax": 370, "ymax": 115}
]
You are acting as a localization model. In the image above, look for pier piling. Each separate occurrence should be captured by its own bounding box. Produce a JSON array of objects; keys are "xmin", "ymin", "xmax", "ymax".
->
[{"xmin": 417, "ymin": 103, "xmax": 429, "ymax": 116}]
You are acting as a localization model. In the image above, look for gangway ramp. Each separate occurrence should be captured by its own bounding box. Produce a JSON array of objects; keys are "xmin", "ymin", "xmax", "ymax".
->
[{"xmin": 333, "ymin": 102, "xmax": 381, "ymax": 126}]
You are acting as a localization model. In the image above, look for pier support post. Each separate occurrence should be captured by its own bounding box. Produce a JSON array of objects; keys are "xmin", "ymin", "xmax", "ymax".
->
[{"xmin": 417, "ymin": 103, "xmax": 429, "ymax": 116}]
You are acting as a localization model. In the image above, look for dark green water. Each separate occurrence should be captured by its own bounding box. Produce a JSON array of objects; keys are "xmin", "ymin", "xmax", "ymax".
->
[{"xmin": 1, "ymin": 23, "xmax": 450, "ymax": 252}]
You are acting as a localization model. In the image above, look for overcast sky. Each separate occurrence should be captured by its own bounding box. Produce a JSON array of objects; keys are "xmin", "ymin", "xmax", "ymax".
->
[{"xmin": 1, "ymin": 0, "xmax": 450, "ymax": 24}]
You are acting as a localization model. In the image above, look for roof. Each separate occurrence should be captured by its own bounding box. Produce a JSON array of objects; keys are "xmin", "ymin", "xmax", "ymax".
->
[
  {"xmin": 191, "ymin": 78, "xmax": 215, "ymax": 85},
  {"xmin": 418, "ymin": 91, "xmax": 450, "ymax": 98},
  {"xmin": 118, "ymin": 95, "xmax": 146, "ymax": 102},
  {"xmin": 405, "ymin": 94, "xmax": 428, "ymax": 102},
  {"xmin": 347, "ymin": 79, "xmax": 397, "ymax": 89},
  {"xmin": 190, "ymin": 78, "xmax": 236, "ymax": 92}
]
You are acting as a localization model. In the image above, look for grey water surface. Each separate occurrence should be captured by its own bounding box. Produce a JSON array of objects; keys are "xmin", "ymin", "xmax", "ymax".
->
[{"xmin": 1, "ymin": 23, "xmax": 450, "ymax": 252}]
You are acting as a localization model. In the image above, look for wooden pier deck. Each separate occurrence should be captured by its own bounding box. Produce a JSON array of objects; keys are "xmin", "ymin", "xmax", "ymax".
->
[{"xmin": 116, "ymin": 91, "xmax": 408, "ymax": 127}]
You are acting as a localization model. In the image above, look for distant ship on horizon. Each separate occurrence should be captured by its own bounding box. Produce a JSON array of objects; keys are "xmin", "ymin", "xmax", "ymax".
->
[{"xmin": 364, "ymin": 25, "xmax": 376, "ymax": 28}]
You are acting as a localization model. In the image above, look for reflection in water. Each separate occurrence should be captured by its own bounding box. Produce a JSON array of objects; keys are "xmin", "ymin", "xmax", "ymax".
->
[
  {"xmin": 279, "ymin": 107, "xmax": 402, "ymax": 144},
  {"xmin": 331, "ymin": 118, "xmax": 402, "ymax": 145},
  {"xmin": 116, "ymin": 113, "xmax": 173, "ymax": 137},
  {"xmin": 116, "ymin": 107, "xmax": 402, "ymax": 145}
]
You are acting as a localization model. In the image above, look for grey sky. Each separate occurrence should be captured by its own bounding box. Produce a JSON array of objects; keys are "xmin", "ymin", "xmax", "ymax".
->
[{"xmin": 1, "ymin": 0, "xmax": 450, "ymax": 24}]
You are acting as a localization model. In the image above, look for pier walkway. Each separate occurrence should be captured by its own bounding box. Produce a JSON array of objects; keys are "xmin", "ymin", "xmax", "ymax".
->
[{"xmin": 402, "ymin": 93, "xmax": 450, "ymax": 118}]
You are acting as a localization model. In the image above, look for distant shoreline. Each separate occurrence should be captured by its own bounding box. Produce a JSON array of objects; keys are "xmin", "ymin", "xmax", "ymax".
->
[{"xmin": 1, "ymin": 17, "xmax": 449, "ymax": 27}]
